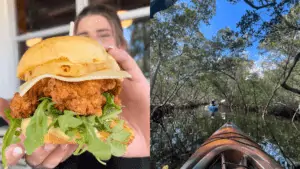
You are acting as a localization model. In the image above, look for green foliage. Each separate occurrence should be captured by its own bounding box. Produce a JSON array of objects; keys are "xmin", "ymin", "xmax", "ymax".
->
[
  {"xmin": 1, "ymin": 109, "xmax": 22, "ymax": 169},
  {"xmin": 129, "ymin": 19, "xmax": 151, "ymax": 78},
  {"xmin": 151, "ymin": 0, "xmax": 300, "ymax": 168}
]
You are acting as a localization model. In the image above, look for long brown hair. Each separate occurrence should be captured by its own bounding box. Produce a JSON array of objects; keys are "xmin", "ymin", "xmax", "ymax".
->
[{"xmin": 74, "ymin": 4, "xmax": 127, "ymax": 48}]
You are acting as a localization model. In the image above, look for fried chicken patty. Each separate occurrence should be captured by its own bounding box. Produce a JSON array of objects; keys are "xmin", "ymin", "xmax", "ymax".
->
[{"xmin": 10, "ymin": 78, "xmax": 122, "ymax": 118}]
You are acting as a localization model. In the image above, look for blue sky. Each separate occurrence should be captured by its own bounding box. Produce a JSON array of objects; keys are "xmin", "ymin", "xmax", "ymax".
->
[
  {"xmin": 174, "ymin": 0, "xmax": 276, "ymax": 61},
  {"xmin": 123, "ymin": 28, "xmax": 131, "ymax": 43},
  {"xmin": 199, "ymin": 0, "xmax": 261, "ymax": 61},
  {"xmin": 124, "ymin": 0, "xmax": 273, "ymax": 61}
]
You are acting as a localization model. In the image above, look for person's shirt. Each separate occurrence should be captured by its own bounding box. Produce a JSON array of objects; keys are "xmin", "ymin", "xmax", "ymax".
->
[
  {"xmin": 55, "ymin": 151, "xmax": 151, "ymax": 169},
  {"xmin": 208, "ymin": 104, "xmax": 218, "ymax": 112}
]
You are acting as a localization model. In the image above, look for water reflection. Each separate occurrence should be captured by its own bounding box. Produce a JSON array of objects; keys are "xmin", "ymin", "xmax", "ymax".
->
[
  {"xmin": 151, "ymin": 106, "xmax": 300, "ymax": 169},
  {"xmin": 260, "ymin": 140, "xmax": 293, "ymax": 169}
]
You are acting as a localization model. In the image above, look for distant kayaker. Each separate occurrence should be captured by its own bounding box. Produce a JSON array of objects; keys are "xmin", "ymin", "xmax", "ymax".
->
[{"xmin": 208, "ymin": 100, "xmax": 218, "ymax": 119}]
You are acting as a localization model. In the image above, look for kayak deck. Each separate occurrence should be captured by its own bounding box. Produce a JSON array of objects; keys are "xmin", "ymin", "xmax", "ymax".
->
[{"xmin": 181, "ymin": 123, "xmax": 283, "ymax": 169}]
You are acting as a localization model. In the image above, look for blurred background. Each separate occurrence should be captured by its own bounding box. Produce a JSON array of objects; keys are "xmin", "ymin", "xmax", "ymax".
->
[
  {"xmin": 0, "ymin": 1, "xmax": 149, "ymax": 168},
  {"xmin": 0, "ymin": 0, "xmax": 150, "ymax": 100}
]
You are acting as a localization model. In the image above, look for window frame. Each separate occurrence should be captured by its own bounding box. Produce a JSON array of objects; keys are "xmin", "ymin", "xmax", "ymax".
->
[{"xmin": 14, "ymin": 0, "xmax": 150, "ymax": 41}]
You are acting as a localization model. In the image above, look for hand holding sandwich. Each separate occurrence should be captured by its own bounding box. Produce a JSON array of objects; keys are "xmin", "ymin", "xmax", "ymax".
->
[
  {"xmin": 105, "ymin": 47, "xmax": 150, "ymax": 157},
  {"xmin": 0, "ymin": 36, "xmax": 148, "ymax": 169},
  {"xmin": 0, "ymin": 99, "xmax": 79, "ymax": 168}
]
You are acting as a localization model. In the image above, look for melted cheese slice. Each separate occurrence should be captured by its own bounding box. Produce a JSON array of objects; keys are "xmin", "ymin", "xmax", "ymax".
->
[{"xmin": 19, "ymin": 70, "xmax": 131, "ymax": 96}]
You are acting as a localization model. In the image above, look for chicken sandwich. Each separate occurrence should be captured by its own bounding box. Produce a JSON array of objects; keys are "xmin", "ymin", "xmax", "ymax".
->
[{"xmin": 1, "ymin": 36, "xmax": 134, "ymax": 168}]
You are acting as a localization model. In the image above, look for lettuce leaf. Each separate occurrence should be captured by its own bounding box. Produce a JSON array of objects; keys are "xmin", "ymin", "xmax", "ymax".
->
[
  {"xmin": 112, "ymin": 120, "xmax": 124, "ymax": 132},
  {"xmin": 101, "ymin": 93, "xmax": 122, "ymax": 119},
  {"xmin": 88, "ymin": 139, "xmax": 111, "ymax": 161},
  {"xmin": 24, "ymin": 99, "xmax": 49, "ymax": 155},
  {"xmin": 111, "ymin": 140, "xmax": 126, "ymax": 157},
  {"xmin": 58, "ymin": 110, "xmax": 82, "ymax": 133},
  {"xmin": 110, "ymin": 130, "xmax": 131, "ymax": 142},
  {"xmin": 2, "ymin": 92, "xmax": 131, "ymax": 168},
  {"xmin": 1, "ymin": 109, "xmax": 22, "ymax": 169}
]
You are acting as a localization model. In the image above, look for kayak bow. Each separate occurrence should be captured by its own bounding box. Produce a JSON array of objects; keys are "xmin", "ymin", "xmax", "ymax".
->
[{"xmin": 181, "ymin": 123, "xmax": 283, "ymax": 169}]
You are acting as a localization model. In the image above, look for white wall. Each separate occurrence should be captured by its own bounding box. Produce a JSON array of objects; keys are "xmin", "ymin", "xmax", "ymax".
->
[{"xmin": 0, "ymin": 0, "xmax": 19, "ymax": 100}]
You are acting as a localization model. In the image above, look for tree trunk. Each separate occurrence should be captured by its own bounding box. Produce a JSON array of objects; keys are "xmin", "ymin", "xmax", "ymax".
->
[{"xmin": 150, "ymin": 43, "xmax": 162, "ymax": 96}]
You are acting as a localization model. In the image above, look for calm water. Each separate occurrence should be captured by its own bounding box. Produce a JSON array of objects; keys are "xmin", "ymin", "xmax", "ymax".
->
[{"xmin": 151, "ymin": 106, "xmax": 300, "ymax": 169}]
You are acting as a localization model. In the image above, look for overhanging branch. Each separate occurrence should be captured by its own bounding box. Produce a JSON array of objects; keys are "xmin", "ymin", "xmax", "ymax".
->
[
  {"xmin": 281, "ymin": 52, "xmax": 300, "ymax": 94},
  {"xmin": 244, "ymin": 0, "xmax": 276, "ymax": 10}
]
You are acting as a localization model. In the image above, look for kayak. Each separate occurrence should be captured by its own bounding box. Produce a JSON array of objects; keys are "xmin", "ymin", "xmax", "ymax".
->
[{"xmin": 181, "ymin": 122, "xmax": 283, "ymax": 169}]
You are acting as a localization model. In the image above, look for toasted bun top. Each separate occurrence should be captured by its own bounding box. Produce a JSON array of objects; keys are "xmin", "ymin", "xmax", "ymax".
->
[{"xmin": 17, "ymin": 36, "xmax": 120, "ymax": 81}]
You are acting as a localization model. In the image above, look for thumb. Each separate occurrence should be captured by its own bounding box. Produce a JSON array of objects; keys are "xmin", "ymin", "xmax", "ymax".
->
[
  {"xmin": 5, "ymin": 144, "xmax": 25, "ymax": 166},
  {"xmin": 105, "ymin": 46, "xmax": 144, "ymax": 82}
]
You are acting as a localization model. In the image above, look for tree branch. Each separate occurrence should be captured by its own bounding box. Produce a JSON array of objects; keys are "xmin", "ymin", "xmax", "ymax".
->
[
  {"xmin": 216, "ymin": 69, "xmax": 236, "ymax": 80},
  {"xmin": 272, "ymin": 2, "xmax": 300, "ymax": 31},
  {"xmin": 150, "ymin": 44, "xmax": 162, "ymax": 96},
  {"xmin": 243, "ymin": 0, "xmax": 276, "ymax": 10},
  {"xmin": 262, "ymin": 53, "xmax": 291, "ymax": 118},
  {"xmin": 281, "ymin": 52, "xmax": 300, "ymax": 94},
  {"xmin": 244, "ymin": 0, "xmax": 300, "ymax": 30}
]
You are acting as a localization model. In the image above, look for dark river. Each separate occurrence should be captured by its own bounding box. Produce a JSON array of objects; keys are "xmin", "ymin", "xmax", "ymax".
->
[{"xmin": 151, "ymin": 106, "xmax": 300, "ymax": 169}]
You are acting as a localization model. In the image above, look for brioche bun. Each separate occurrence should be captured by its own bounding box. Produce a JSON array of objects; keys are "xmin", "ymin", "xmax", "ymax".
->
[{"xmin": 17, "ymin": 36, "xmax": 120, "ymax": 81}]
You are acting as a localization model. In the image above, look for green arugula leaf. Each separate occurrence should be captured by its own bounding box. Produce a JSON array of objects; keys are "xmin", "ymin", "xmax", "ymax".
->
[
  {"xmin": 24, "ymin": 99, "xmax": 49, "ymax": 155},
  {"xmin": 12, "ymin": 136, "xmax": 21, "ymax": 144},
  {"xmin": 4, "ymin": 109, "xmax": 13, "ymax": 122},
  {"xmin": 42, "ymin": 97, "xmax": 62, "ymax": 117},
  {"xmin": 46, "ymin": 102, "xmax": 55, "ymax": 111},
  {"xmin": 102, "ymin": 93, "xmax": 121, "ymax": 117},
  {"xmin": 57, "ymin": 111, "xmax": 82, "ymax": 132},
  {"xmin": 111, "ymin": 140, "xmax": 126, "ymax": 157},
  {"xmin": 112, "ymin": 120, "xmax": 124, "ymax": 132},
  {"xmin": 87, "ymin": 139, "xmax": 111, "ymax": 161},
  {"xmin": 38, "ymin": 97, "xmax": 51, "ymax": 101},
  {"xmin": 65, "ymin": 128, "xmax": 77, "ymax": 139},
  {"xmin": 87, "ymin": 116, "xmax": 96, "ymax": 125},
  {"xmin": 100, "ymin": 111, "xmax": 121, "ymax": 121},
  {"xmin": 83, "ymin": 119, "xmax": 98, "ymax": 143},
  {"xmin": 47, "ymin": 118, "xmax": 58, "ymax": 130},
  {"xmin": 102, "ymin": 93, "xmax": 115, "ymax": 105},
  {"xmin": 73, "ymin": 139, "xmax": 87, "ymax": 156},
  {"xmin": 111, "ymin": 130, "xmax": 131, "ymax": 142},
  {"xmin": 2, "ymin": 109, "xmax": 22, "ymax": 169},
  {"xmin": 2, "ymin": 93, "xmax": 130, "ymax": 169},
  {"xmin": 63, "ymin": 110, "xmax": 76, "ymax": 115}
]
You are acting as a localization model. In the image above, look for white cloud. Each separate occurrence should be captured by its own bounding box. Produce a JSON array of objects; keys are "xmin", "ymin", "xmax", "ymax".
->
[
  {"xmin": 248, "ymin": 55, "xmax": 265, "ymax": 78},
  {"xmin": 248, "ymin": 52, "xmax": 279, "ymax": 79},
  {"xmin": 241, "ymin": 50, "xmax": 250, "ymax": 59}
]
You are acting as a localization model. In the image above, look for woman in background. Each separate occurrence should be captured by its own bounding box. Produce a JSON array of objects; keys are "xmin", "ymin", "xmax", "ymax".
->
[{"xmin": 0, "ymin": 4, "xmax": 150, "ymax": 169}]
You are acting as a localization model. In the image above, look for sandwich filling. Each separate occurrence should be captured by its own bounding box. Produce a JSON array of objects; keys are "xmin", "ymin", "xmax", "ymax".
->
[{"xmin": 2, "ymin": 77, "xmax": 134, "ymax": 168}]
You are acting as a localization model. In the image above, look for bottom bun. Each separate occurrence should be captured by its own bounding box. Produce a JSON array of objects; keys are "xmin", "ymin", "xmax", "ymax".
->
[{"xmin": 44, "ymin": 131, "xmax": 77, "ymax": 144}]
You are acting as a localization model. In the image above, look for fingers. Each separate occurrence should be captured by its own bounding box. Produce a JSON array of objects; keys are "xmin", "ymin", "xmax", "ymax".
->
[
  {"xmin": 60, "ymin": 144, "xmax": 78, "ymax": 162},
  {"xmin": 5, "ymin": 144, "xmax": 25, "ymax": 166},
  {"xmin": 105, "ymin": 47, "xmax": 144, "ymax": 82},
  {"xmin": 25, "ymin": 144, "xmax": 77, "ymax": 169},
  {"xmin": 40, "ymin": 144, "xmax": 77, "ymax": 168},
  {"xmin": 25, "ymin": 144, "xmax": 57, "ymax": 167}
]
